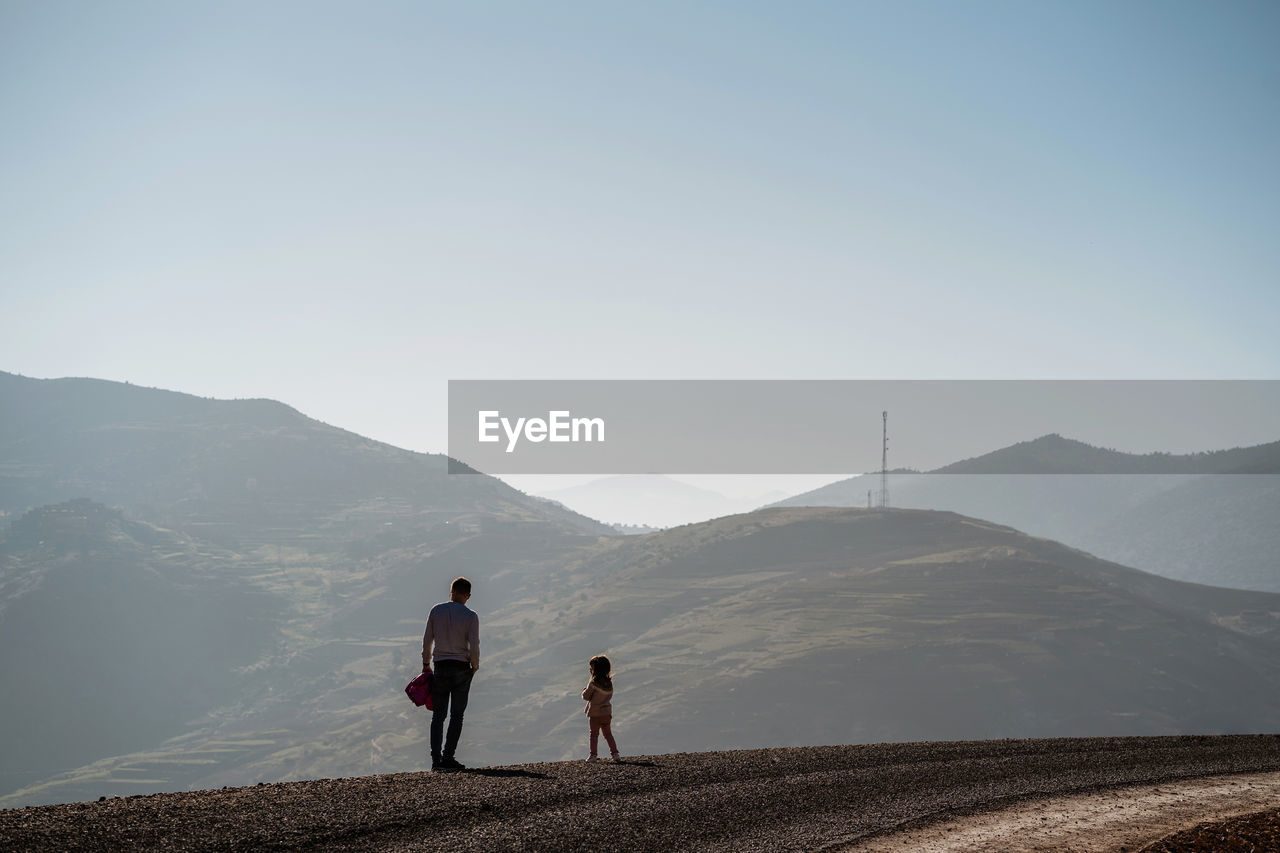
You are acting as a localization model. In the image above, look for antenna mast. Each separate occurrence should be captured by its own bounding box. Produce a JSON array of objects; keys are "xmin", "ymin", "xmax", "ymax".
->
[{"xmin": 879, "ymin": 410, "xmax": 889, "ymax": 509}]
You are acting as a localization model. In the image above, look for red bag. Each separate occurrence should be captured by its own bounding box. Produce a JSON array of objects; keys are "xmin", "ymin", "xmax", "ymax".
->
[{"xmin": 406, "ymin": 670, "xmax": 434, "ymax": 710}]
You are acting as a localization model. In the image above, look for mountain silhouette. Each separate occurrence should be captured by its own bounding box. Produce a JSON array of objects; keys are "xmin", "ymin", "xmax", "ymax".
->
[
  {"xmin": 774, "ymin": 434, "xmax": 1280, "ymax": 591},
  {"xmin": 0, "ymin": 371, "xmax": 609, "ymax": 541},
  {"xmin": 933, "ymin": 433, "xmax": 1280, "ymax": 475}
]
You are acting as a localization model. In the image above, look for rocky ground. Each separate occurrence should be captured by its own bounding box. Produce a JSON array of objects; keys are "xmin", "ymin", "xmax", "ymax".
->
[
  {"xmin": 2, "ymin": 735, "xmax": 1279, "ymax": 852},
  {"xmin": 843, "ymin": 769, "xmax": 1280, "ymax": 851},
  {"xmin": 1144, "ymin": 808, "xmax": 1280, "ymax": 852}
]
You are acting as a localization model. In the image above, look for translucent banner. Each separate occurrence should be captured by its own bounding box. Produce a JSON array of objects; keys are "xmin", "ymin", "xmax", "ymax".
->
[{"xmin": 447, "ymin": 380, "xmax": 1280, "ymax": 475}]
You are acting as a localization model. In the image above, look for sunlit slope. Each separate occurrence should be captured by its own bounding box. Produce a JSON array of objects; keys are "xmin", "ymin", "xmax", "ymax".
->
[{"xmin": 476, "ymin": 506, "xmax": 1280, "ymax": 762}]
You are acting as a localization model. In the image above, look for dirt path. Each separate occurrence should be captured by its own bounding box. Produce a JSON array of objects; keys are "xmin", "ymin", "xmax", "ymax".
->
[{"xmin": 843, "ymin": 771, "xmax": 1280, "ymax": 853}]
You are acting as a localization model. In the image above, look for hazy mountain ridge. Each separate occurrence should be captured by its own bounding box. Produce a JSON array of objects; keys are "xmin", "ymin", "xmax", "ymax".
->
[
  {"xmin": 4, "ymin": 375, "xmax": 1280, "ymax": 808},
  {"xmin": 774, "ymin": 434, "xmax": 1280, "ymax": 591},
  {"xmin": 0, "ymin": 371, "xmax": 610, "ymax": 541},
  {"xmin": 934, "ymin": 433, "xmax": 1280, "ymax": 475}
]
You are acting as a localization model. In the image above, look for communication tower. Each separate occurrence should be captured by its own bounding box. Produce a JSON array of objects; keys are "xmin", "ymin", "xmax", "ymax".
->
[{"xmin": 879, "ymin": 410, "xmax": 889, "ymax": 509}]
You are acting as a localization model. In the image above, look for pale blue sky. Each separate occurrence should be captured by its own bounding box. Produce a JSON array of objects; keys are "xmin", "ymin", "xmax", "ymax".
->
[{"xmin": 3, "ymin": 0, "xmax": 1278, "ymax": 458}]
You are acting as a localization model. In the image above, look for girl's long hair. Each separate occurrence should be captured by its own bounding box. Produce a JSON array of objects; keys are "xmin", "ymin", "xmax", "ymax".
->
[{"xmin": 589, "ymin": 654, "xmax": 613, "ymax": 690}]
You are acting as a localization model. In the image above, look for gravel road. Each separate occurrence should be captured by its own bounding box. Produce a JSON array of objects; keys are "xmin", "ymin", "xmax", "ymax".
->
[
  {"xmin": 843, "ymin": 769, "xmax": 1280, "ymax": 852},
  {"xmin": 1144, "ymin": 806, "xmax": 1280, "ymax": 852},
  {"xmin": 3, "ymin": 735, "xmax": 1280, "ymax": 852}
]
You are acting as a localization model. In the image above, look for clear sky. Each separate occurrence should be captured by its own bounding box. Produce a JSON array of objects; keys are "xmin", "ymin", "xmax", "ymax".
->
[{"xmin": 3, "ymin": 0, "xmax": 1278, "ymax": 461}]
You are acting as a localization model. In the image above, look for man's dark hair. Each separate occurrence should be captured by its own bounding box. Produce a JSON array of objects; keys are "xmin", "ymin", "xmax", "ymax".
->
[{"xmin": 451, "ymin": 577, "xmax": 472, "ymax": 595}]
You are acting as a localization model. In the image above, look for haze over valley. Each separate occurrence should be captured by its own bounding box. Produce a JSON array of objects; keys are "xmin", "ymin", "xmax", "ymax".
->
[{"xmin": 3, "ymin": 373, "xmax": 1279, "ymax": 808}]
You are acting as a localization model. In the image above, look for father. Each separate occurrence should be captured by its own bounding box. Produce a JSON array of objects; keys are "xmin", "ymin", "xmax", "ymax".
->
[{"xmin": 422, "ymin": 576, "xmax": 480, "ymax": 771}]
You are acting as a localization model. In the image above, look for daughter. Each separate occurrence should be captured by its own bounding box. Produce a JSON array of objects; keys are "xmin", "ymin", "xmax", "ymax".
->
[{"xmin": 581, "ymin": 654, "xmax": 620, "ymax": 762}]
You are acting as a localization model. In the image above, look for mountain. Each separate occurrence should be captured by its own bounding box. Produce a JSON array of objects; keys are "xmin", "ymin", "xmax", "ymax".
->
[
  {"xmin": 773, "ymin": 435, "xmax": 1280, "ymax": 591},
  {"xmin": 934, "ymin": 433, "xmax": 1280, "ymax": 474},
  {"xmin": 0, "ymin": 373, "xmax": 611, "ymax": 804},
  {"xmin": 5, "ymin": 378, "xmax": 1280, "ymax": 808},
  {"xmin": 0, "ymin": 500, "xmax": 278, "ymax": 796},
  {"xmin": 466, "ymin": 506, "xmax": 1280, "ymax": 764},
  {"xmin": 8, "ymin": 499, "xmax": 1280, "ymax": 806},
  {"xmin": 0, "ymin": 371, "xmax": 609, "ymax": 541}
]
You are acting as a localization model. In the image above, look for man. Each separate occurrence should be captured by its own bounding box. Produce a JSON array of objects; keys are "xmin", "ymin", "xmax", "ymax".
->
[{"xmin": 422, "ymin": 576, "xmax": 480, "ymax": 771}]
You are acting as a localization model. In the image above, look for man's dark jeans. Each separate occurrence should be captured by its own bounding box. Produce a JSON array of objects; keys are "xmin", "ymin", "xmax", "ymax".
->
[{"xmin": 430, "ymin": 660, "xmax": 474, "ymax": 761}]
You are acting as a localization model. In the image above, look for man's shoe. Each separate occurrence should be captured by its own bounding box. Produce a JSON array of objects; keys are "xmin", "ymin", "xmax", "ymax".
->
[
  {"xmin": 586, "ymin": 755, "xmax": 598, "ymax": 763},
  {"xmin": 439, "ymin": 757, "xmax": 466, "ymax": 771},
  {"xmin": 612, "ymin": 753, "xmax": 622, "ymax": 762}
]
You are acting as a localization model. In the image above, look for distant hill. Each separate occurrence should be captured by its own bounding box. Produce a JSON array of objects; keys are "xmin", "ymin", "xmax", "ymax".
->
[
  {"xmin": 934, "ymin": 433, "xmax": 1280, "ymax": 474},
  {"xmin": 5, "ymin": 378, "xmax": 1279, "ymax": 809},
  {"xmin": 0, "ymin": 371, "xmax": 610, "ymax": 541},
  {"xmin": 0, "ymin": 372, "xmax": 611, "ymax": 804},
  {"xmin": 7, "ymin": 503, "xmax": 1280, "ymax": 807},
  {"xmin": 473, "ymin": 506, "xmax": 1280, "ymax": 762},
  {"xmin": 774, "ymin": 434, "xmax": 1280, "ymax": 591}
]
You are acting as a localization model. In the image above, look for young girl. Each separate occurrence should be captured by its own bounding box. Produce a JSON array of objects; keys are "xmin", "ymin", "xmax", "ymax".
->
[{"xmin": 581, "ymin": 654, "xmax": 620, "ymax": 762}]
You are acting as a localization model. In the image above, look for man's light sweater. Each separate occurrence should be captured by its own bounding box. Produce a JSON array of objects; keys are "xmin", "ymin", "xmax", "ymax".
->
[{"xmin": 422, "ymin": 601, "xmax": 480, "ymax": 669}]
